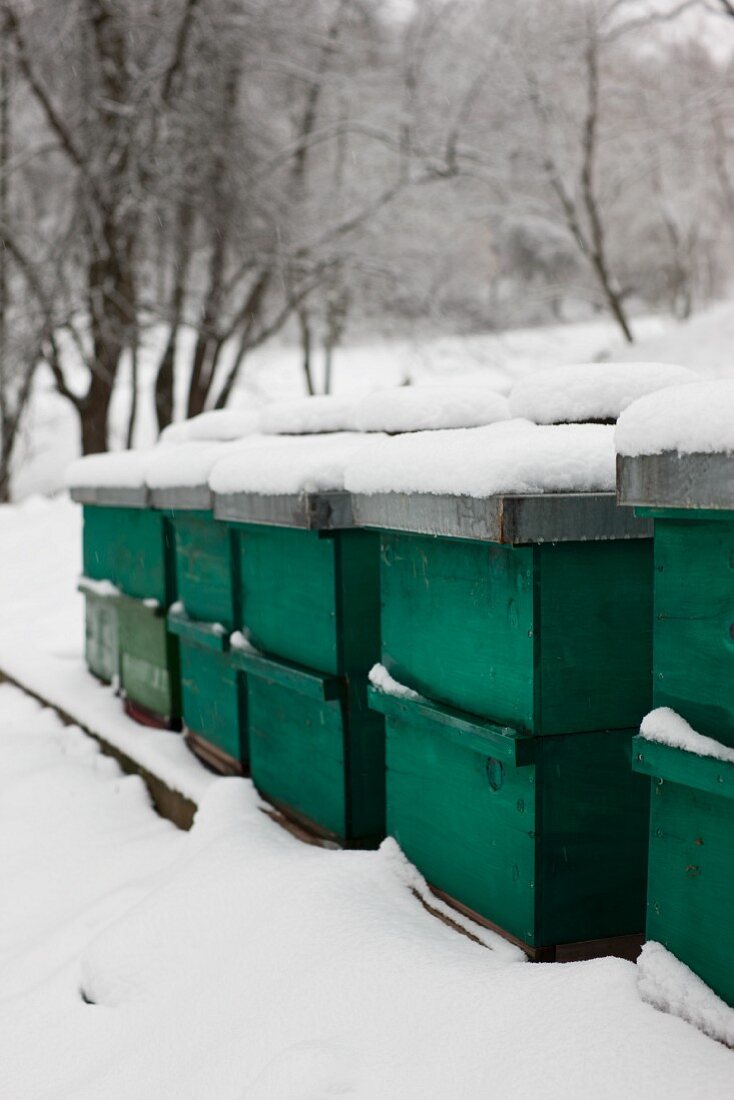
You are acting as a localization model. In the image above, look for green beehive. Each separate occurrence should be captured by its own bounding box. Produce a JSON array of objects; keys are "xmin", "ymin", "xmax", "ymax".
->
[
  {"xmin": 212, "ymin": 455, "xmax": 384, "ymax": 847},
  {"xmin": 352, "ymin": 487, "xmax": 654, "ymax": 955},
  {"xmin": 69, "ymin": 459, "xmax": 180, "ymax": 728},
  {"xmin": 619, "ymin": 443, "xmax": 734, "ymax": 1005},
  {"xmin": 149, "ymin": 455, "xmax": 247, "ymax": 775}
]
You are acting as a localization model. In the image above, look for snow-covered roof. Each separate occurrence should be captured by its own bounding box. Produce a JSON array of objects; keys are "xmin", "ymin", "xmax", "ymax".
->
[
  {"xmin": 145, "ymin": 439, "xmax": 262, "ymax": 491},
  {"xmin": 615, "ymin": 380, "xmax": 734, "ymax": 457},
  {"xmin": 259, "ymin": 395, "xmax": 357, "ymax": 435},
  {"xmin": 160, "ymin": 409, "xmax": 261, "ymax": 444},
  {"xmin": 65, "ymin": 448, "xmax": 162, "ymax": 491},
  {"xmin": 510, "ymin": 362, "xmax": 695, "ymax": 425},
  {"xmin": 210, "ymin": 432, "xmax": 376, "ymax": 497},
  {"xmin": 352, "ymin": 385, "xmax": 509, "ymax": 433},
  {"xmin": 345, "ymin": 420, "xmax": 615, "ymax": 498}
]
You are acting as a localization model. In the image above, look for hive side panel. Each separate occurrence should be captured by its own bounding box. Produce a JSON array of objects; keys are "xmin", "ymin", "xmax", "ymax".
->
[
  {"xmin": 538, "ymin": 540, "xmax": 653, "ymax": 734},
  {"xmin": 238, "ymin": 526, "xmax": 339, "ymax": 674},
  {"xmin": 380, "ymin": 533, "xmax": 536, "ymax": 729},
  {"xmin": 385, "ymin": 714, "xmax": 537, "ymax": 944},
  {"xmin": 653, "ymin": 518, "xmax": 734, "ymax": 745},
  {"xmin": 173, "ymin": 512, "xmax": 235, "ymax": 628},
  {"xmin": 646, "ymin": 779, "xmax": 734, "ymax": 1006},
  {"xmin": 536, "ymin": 730, "xmax": 649, "ymax": 947},
  {"xmin": 248, "ymin": 678, "xmax": 347, "ymax": 841}
]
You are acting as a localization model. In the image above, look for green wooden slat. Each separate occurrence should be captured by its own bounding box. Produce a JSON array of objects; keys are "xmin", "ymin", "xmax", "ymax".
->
[
  {"xmin": 367, "ymin": 685, "xmax": 535, "ymax": 766},
  {"xmin": 380, "ymin": 532, "xmax": 536, "ymax": 730},
  {"xmin": 248, "ymin": 676, "xmax": 348, "ymax": 840},
  {"xmin": 231, "ymin": 647, "xmax": 344, "ymax": 702},
  {"xmin": 652, "ymin": 518, "xmax": 734, "ymax": 746},
  {"xmin": 535, "ymin": 730, "xmax": 649, "ymax": 946},
  {"xmin": 82, "ymin": 504, "xmax": 172, "ymax": 603},
  {"xmin": 167, "ymin": 606, "xmax": 229, "ymax": 652},
  {"xmin": 537, "ymin": 540, "xmax": 652, "ymax": 733},
  {"xmin": 179, "ymin": 640, "xmax": 246, "ymax": 765},
  {"xmin": 646, "ymin": 773, "xmax": 734, "ymax": 1005},
  {"xmin": 170, "ymin": 510, "xmax": 236, "ymax": 628},
  {"xmin": 82, "ymin": 593, "xmax": 119, "ymax": 684},
  {"xmin": 231, "ymin": 524, "xmax": 381, "ymax": 676},
  {"xmin": 632, "ymin": 736, "xmax": 734, "ymax": 801},
  {"xmin": 384, "ymin": 710, "xmax": 538, "ymax": 942},
  {"xmin": 117, "ymin": 596, "xmax": 180, "ymax": 721}
]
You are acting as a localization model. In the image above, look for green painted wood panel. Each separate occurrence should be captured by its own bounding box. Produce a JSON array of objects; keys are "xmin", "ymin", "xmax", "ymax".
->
[
  {"xmin": 248, "ymin": 677, "xmax": 347, "ymax": 840},
  {"xmin": 537, "ymin": 540, "xmax": 652, "ymax": 733},
  {"xmin": 83, "ymin": 504, "xmax": 175, "ymax": 603},
  {"xmin": 179, "ymin": 640, "xmax": 246, "ymax": 765},
  {"xmin": 171, "ymin": 511, "xmax": 236, "ymax": 628},
  {"xmin": 646, "ymin": 776, "xmax": 734, "ymax": 1005},
  {"xmin": 380, "ymin": 533, "xmax": 536, "ymax": 729},
  {"xmin": 117, "ymin": 599, "xmax": 180, "ymax": 721},
  {"xmin": 233, "ymin": 525, "xmax": 380, "ymax": 676},
  {"xmin": 382, "ymin": 694, "xmax": 648, "ymax": 948},
  {"xmin": 83, "ymin": 593, "xmax": 119, "ymax": 684},
  {"xmin": 653, "ymin": 518, "xmax": 734, "ymax": 746},
  {"xmin": 380, "ymin": 532, "xmax": 652, "ymax": 735},
  {"xmin": 247, "ymin": 671, "xmax": 384, "ymax": 847},
  {"xmin": 385, "ymin": 710, "xmax": 537, "ymax": 941},
  {"xmin": 535, "ymin": 730, "xmax": 649, "ymax": 946}
]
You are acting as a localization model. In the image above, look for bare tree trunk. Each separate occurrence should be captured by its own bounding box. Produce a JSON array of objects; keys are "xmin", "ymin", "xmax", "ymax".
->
[
  {"xmin": 0, "ymin": 22, "xmax": 10, "ymax": 501},
  {"xmin": 298, "ymin": 308, "xmax": 316, "ymax": 395},
  {"xmin": 126, "ymin": 338, "xmax": 139, "ymax": 449}
]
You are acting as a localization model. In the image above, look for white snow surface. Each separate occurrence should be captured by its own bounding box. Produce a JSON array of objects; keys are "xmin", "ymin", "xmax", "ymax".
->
[
  {"xmin": 345, "ymin": 420, "xmax": 616, "ymax": 497},
  {"xmin": 0, "ymin": 500, "xmax": 734, "ymax": 1092},
  {"xmin": 210, "ymin": 432, "xmax": 377, "ymax": 496},
  {"xmin": 369, "ymin": 663, "xmax": 422, "ymax": 701},
  {"xmin": 640, "ymin": 708, "xmax": 734, "ymax": 765},
  {"xmin": 615, "ymin": 380, "xmax": 734, "ymax": 457},
  {"xmin": 638, "ymin": 942, "xmax": 734, "ymax": 1050},
  {"xmin": 145, "ymin": 438, "xmax": 264, "ymax": 491},
  {"xmin": 509, "ymin": 362, "xmax": 696, "ymax": 424},
  {"xmin": 160, "ymin": 408, "xmax": 261, "ymax": 443},
  {"xmin": 352, "ymin": 384, "xmax": 510, "ymax": 433},
  {"xmin": 259, "ymin": 394, "xmax": 358, "ymax": 435},
  {"xmin": 65, "ymin": 447, "xmax": 164, "ymax": 490}
]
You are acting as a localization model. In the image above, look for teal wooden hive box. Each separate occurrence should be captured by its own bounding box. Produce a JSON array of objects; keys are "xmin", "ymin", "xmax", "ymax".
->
[
  {"xmin": 70, "ymin": 477, "xmax": 181, "ymax": 728},
  {"xmin": 354, "ymin": 489, "xmax": 654, "ymax": 958},
  {"xmin": 150, "ymin": 470, "xmax": 247, "ymax": 775},
  {"xmin": 213, "ymin": 486, "xmax": 383, "ymax": 848},
  {"xmin": 619, "ymin": 448, "xmax": 734, "ymax": 1004}
]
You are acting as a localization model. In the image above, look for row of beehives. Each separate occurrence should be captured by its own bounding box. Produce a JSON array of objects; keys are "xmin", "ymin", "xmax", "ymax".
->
[{"xmin": 68, "ymin": 373, "xmax": 734, "ymax": 1002}]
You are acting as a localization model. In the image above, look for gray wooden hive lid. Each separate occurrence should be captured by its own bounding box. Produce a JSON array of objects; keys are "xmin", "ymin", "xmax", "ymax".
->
[
  {"xmin": 213, "ymin": 489, "xmax": 354, "ymax": 530},
  {"xmin": 617, "ymin": 452, "xmax": 734, "ymax": 511},
  {"xmin": 351, "ymin": 490, "xmax": 651, "ymax": 544},
  {"xmin": 148, "ymin": 483, "xmax": 212, "ymax": 511},
  {"xmin": 69, "ymin": 484, "xmax": 150, "ymax": 508}
]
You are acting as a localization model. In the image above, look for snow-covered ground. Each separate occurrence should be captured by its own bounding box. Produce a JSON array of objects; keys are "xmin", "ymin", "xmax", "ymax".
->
[
  {"xmin": 4, "ymin": 308, "xmax": 734, "ymax": 1094},
  {"xmin": 0, "ymin": 682, "xmax": 733, "ymax": 1098}
]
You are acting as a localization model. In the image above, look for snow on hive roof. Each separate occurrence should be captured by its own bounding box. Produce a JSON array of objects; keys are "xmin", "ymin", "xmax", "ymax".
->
[
  {"xmin": 259, "ymin": 395, "xmax": 358, "ymax": 435},
  {"xmin": 145, "ymin": 438, "xmax": 265, "ymax": 490},
  {"xmin": 509, "ymin": 362, "xmax": 696, "ymax": 425},
  {"xmin": 344, "ymin": 419, "xmax": 616, "ymax": 498},
  {"xmin": 160, "ymin": 409, "xmax": 261, "ymax": 444},
  {"xmin": 210, "ymin": 432, "xmax": 376, "ymax": 496},
  {"xmin": 65, "ymin": 447, "xmax": 163, "ymax": 490},
  {"xmin": 615, "ymin": 379, "xmax": 734, "ymax": 457},
  {"xmin": 352, "ymin": 384, "xmax": 509, "ymax": 433}
]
